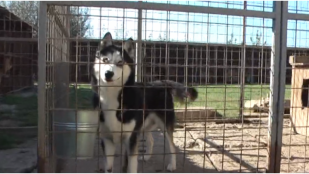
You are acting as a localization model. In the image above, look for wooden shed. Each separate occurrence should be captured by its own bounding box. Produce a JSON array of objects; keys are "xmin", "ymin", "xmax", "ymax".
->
[
  {"xmin": 289, "ymin": 55, "xmax": 309, "ymax": 136},
  {"xmin": 0, "ymin": 6, "xmax": 37, "ymax": 94}
]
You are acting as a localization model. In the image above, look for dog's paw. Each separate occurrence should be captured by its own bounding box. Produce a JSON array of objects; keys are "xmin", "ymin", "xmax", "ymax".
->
[
  {"xmin": 105, "ymin": 168, "xmax": 113, "ymax": 173},
  {"xmin": 96, "ymin": 168, "xmax": 112, "ymax": 173},
  {"xmin": 96, "ymin": 168, "xmax": 104, "ymax": 173},
  {"xmin": 127, "ymin": 166, "xmax": 138, "ymax": 173},
  {"xmin": 139, "ymin": 155, "xmax": 151, "ymax": 161},
  {"xmin": 166, "ymin": 162, "xmax": 176, "ymax": 172}
]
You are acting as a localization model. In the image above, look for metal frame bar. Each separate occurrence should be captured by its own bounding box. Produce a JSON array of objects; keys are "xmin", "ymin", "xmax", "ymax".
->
[
  {"xmin": 37, "ymin": 1, "xmax": 47, "ymax": 173},
  {"xmin": 65, "ymin": 38, "xmax": 309, "ymax": 50},
  {"xmin": 274, "ymin": 2, "xmax": 288, "ymax": 172},
  {"xmin": 239, "ymin": 1, "xmax": 247, "ymax": 119},
  {"xmin": 45, "ymin": 1, "xmax": 275, "ymax": 18},
  {"xmin": 136, "ymin": 2, "xmax": 143, "ymax": 82},
  {"xmin": 0, "ymin": 37, "xmax": 37, "ymax": 42},
  {"xmin": 267, "ymin": 1, "xmax": 288, "ymax": 173},
  {"xmin": 287, "ymin": 13, "xmax": 309, "ymax": 21}
]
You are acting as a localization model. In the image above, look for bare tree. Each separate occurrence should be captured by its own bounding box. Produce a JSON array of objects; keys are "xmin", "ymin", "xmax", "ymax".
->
[
  {"xmin": 69, "ymin": 6, "xmax": 92, "ymax": 37},
  {"xmin": 250, "ymin": 30, "xmax": 267, "ymax": 46},
  {"xmin": 227, "ymin": 33, "xmax": 238, "ymax": 45},
  {"xmin": 227, "ymin": 30, "xmax": 267, "ymax": 46},
  {"xmin": 0, "ymin": 1, "xmax": 91, "ymax": 37},
  {"xmin": 158, "ymin": 33, "xmax": 167, "ymax": 41}
]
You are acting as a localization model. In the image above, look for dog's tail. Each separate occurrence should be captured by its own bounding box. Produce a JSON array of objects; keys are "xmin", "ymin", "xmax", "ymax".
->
[{"xmin": 149, "ymin": 80, "xmax": 198, "ymax": 104}]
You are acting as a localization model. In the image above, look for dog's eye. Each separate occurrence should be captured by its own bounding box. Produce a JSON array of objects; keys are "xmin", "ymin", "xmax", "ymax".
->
[
  {"xmin": 116, "ymin": 60, "xmax": 124, "ymax": 66},
  {"xmin": 102, "ymin": 58, "xmax": 108, "ymax": 63}
]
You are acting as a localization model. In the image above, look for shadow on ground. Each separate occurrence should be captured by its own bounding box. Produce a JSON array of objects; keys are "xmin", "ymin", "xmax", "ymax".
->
[{"xmin": 54, "ymin": 131, "xmax": 219, "ymax": 173}]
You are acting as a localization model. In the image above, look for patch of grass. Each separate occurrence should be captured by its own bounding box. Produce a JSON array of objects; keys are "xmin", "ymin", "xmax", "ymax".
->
[
  {"xmin": 69, "ymin": 84, "xmax": 291, "ymax": 118},
  {"xmin": 0, "ymin": 93, "xmax": 38, "ymax": 149},
  {"xmin": 0, "ymin": 94, "xmax": 38, "ymax": 126},
  {"xmin": 0, "ymin": 130, "xmax": 37, "ymax": 150},
  {"xmin": 0, "ymin": 133, "xmax": 16, "ymax": 149},
  {"xmin": 0, "ymin": 83, "xmax": 292, "ymax": 149},
  {"xmin": 175, "ymin": 84, "xmax": 291, "ymax": 118},
  {"xmin": 0, "ymin": 84, "xmax": 292, "ymax": 122},
  {"xmin": 69, "ymin": 85, "xmax": 93, "ymax": 109}
]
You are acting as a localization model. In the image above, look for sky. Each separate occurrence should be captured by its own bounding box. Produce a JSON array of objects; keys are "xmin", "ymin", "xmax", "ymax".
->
[{"xmin": 84, "ymin": 1, "xmax": 309, "ymax": 48}]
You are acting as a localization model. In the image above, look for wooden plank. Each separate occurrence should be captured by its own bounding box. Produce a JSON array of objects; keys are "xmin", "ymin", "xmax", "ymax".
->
[
  {"xmin": 289, "ymin": 55, "xmax": 309, "ymax": 66},
  {"xmin": 175, "ymin": 107, "xmax": 223, "ymax": 122},
  {"xmin": 243, "ymin": 113, "xmax": 290, "ymax": 119}
]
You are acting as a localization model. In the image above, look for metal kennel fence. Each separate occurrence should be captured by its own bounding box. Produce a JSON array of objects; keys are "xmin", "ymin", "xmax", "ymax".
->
[{"xmin": 32, "ymin": 1, "xmax": 309, "ymax": 173}]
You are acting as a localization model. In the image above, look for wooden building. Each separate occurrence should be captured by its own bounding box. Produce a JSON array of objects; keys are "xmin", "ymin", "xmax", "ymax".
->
[
  {"xmin": 289, "ymin": 55, "xmax": 309, "ymax": 136},
  {"xmin": 0, "ymin": 6, "xmax": 37, "ymax": 94}
]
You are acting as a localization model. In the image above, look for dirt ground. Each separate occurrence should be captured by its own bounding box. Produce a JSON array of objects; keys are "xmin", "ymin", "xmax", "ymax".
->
[{"xmin": 47, "ymin": 117, "xmax": 309, "ymax": 173}]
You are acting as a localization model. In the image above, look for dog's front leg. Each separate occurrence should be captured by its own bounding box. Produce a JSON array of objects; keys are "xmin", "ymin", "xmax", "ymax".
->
[
  {"xmin": 122, "ymin": 149, "xmax": 128, "ymax": 173},
  {"xmin": 139, "ymin": 131, "xmax": 154, "ymax": 161},
  {"xmin": 101, "ymin": 138, "xmax": 116, "ymax": 172},
  {"xmin": 125, "ymin": 133, "xmax": 138, "ymax": 173}
]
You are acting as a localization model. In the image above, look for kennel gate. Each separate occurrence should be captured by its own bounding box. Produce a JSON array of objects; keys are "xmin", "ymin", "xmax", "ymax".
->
[{"xmin": 37, "ymin": 1, "xmax": 289, "ymax": 173}]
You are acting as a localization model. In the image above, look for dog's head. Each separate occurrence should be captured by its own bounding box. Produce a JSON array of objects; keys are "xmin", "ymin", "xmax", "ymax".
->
[{"xmin": 93, "ymin": 32, "xmax": 135, "ymax": 88}]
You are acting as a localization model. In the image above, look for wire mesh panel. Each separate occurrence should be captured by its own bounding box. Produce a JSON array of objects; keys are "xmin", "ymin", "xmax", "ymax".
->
[
  {"xmin": 45, "ymin": 5, "xmax": 71, "ymax": 172},
  {"xmin": 141, "ymin": 5, "xmax": 273, "ymax": 173},
  {"xmin": 36, "ymin": 1, "xmax": 290, "ymax": 173},
  {"xmin": 0, "ymin": 4, "xmax": 38, "ymax": 172},
  {"xmin": 281, "ymin": 1, "xmax": 309, "ymax": 173}
]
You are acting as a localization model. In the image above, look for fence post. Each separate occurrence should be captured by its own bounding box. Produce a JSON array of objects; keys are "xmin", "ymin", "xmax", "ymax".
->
[
  {"xmin": 239, "ymin": 1, "xmax": 247, "ymax": 119},
  {"xmin": 136, "ymin": 1, "xmax": 143, "ymax": 82},
  {"xmin": 37, "ymin": 1, "xmax": 47, "ymax": 173},
  {"xmin": 267, "ymin": 1, "xmax": 288, "ymax": 173}
]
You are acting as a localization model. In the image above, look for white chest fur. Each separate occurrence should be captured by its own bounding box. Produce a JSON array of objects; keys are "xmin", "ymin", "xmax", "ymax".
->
[{"xmin": 98, "ymin": 87, "xmax": 136, "ymax": 144}]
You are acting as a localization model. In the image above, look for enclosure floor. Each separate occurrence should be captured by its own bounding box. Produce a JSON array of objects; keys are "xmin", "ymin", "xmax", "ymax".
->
[
  {"xmin": 49, "ymin": 118, "xmax": 309, "ymax": 173},
  {"xmin": 57, "ymin": 130, "xmax": 218, "ymax": 173}
]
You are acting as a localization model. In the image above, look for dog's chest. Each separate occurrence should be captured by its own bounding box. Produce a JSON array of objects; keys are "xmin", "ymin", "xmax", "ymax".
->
[{"xmin": 99, "ymin": 88, "xmax": 136, "ymax": 143}]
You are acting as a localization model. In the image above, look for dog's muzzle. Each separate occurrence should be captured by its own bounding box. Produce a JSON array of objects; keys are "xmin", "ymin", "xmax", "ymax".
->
[{"xmin": 105, "ymin": 70, "xmax": 114, "ymax": 82}]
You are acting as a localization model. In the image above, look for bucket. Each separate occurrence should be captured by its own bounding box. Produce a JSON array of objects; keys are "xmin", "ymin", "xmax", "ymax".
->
[{"xmin": 52, "ymin": 109, "xmax": 100, "ymax": 159}]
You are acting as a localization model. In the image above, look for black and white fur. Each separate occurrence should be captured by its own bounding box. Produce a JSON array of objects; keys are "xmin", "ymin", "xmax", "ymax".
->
[{"xmin": 91, "ymin": 32, "xmax": 198, "ymax": 173}]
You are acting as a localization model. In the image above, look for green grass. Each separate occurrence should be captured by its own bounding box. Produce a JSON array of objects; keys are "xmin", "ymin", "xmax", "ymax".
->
[
  {"xmin": 0, "ymin": 131, "xmax": 36, "ymax": 150},
  {"xmin": 174, "ymin": 84, "xmax": 291, "ymax": 118},
  {"xmin": 0, "ymin": 94, "xmax": 38, "ymax": 126},
  {"xmin": 0, "ymin": 84, "xmax": 291, "ymax": 149},
  {"xmin": 0, "ymin": 93, "xmax": 38, "ymax": 149},
  {"xmin": 68, "ymin": 85, "xmax": 94, "ymax": 109},
  {"xmin": 69, "ymin": 84, "xmax": 291, "ymax": 118},
  {"xmin": 0, "ymin": 133, "xmax": 17, "ymax": 149}
]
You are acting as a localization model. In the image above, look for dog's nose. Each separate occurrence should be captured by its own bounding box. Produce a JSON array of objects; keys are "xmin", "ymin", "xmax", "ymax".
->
[{"xmin": 105, "ymin": 71, "xmax": 114, "ymax": 79}]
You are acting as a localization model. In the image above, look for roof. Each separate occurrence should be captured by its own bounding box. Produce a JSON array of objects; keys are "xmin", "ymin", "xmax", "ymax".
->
[{"xmin": 0, "ymin": 6, "xmax": 37, "ymax": 31}]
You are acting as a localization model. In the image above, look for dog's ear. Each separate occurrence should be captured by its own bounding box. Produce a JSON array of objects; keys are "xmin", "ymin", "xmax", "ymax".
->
[
  {"xmin": 99, "ymin": 32, "xmax": 113, "ymax": 50},
  {"xmin": 123, "ymin": 38, "xmax": 135, "ymax": 58}
]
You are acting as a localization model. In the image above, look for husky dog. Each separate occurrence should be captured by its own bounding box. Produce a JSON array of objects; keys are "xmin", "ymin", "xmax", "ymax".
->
[{"xmin": 91, "ymin": 32, "xmax": 198, "ymax": 173}]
